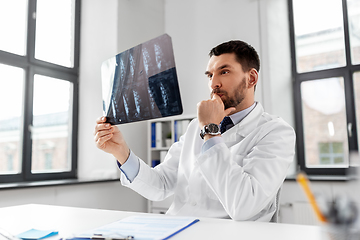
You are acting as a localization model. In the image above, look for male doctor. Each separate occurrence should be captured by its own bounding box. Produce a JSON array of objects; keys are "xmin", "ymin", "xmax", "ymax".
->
[{"xmin": 94, "ymin": 40, "xmax": 296, "ymax": 221}]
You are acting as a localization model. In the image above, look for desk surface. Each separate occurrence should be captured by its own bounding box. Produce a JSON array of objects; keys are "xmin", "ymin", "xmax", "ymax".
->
[{"xmin": 0, "ymin": 204, "xmax": 324, "ymax": 240}]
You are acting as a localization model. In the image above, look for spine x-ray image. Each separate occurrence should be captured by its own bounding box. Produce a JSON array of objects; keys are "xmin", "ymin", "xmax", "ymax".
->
[{"xmin": 101, "ymin": 34, "xmax": 183, "ymax": 125}]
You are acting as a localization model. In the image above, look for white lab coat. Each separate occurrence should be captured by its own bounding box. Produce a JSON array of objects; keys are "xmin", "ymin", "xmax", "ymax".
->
[{"xmin": 120, "ymin": 103, "xmax": 296, "ymax": 221}]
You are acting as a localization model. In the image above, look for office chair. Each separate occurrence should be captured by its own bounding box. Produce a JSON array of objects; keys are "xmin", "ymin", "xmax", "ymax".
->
[{"xmin": 270, "ymin": 187, "xmax": 282, "ymax": 223}]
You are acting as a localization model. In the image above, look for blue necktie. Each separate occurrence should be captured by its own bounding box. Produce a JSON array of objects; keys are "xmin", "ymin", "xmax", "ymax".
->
[{"xmin": 220, "ymin": 116, "xmax": 234, "ymax": 134}]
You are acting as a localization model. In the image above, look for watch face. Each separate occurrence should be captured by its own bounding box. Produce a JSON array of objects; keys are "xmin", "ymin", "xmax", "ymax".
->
[
  {"xmin": 200, "ymin": 123, "xmax": 220, "ymax": 139},
  {"xmin": 207, "ymin": 123, "xmax": 219, "ymax": 133}
]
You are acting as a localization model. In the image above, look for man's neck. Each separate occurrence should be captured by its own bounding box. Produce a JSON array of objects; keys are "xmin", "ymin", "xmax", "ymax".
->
[
  {"xmin": 228, "ymin": 102, "xmax": 257, "ymax": 125},
  {"xmin": 231, "ymin": 99, "xmax": 255, "ymax": 115}
]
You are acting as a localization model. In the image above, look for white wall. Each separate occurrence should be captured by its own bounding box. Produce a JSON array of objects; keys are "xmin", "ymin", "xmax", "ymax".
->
[
  {"xmin": 259, "ymin": 0, "xmax": 297, "ymax": 175},
  {"xmin": 164, "ymin": 0, "xmax": 263, "ymax": 116},
  {"xmin": 77, "ymin": 0, "xmax": 120, "ymax": 180},
  {"xmin": 0, "ymin": 181, "xmax": 146, "ymax": 212},
  {"xmin": 77, "ymin": 0, "xmax": 166, "ymax": 180}
]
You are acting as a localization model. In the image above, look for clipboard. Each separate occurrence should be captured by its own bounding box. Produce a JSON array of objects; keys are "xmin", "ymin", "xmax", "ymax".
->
[{"xmin": 65, "ymin": 215, "xmax": 199, "ymax": 240}]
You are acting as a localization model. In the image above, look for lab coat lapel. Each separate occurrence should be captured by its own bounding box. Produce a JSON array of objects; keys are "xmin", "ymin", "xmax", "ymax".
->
[{"xmin": 222, "ymin": 103, "xmax": 264, "ymax": 142}]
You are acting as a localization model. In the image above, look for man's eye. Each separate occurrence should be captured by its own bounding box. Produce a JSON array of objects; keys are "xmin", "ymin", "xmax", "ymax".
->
[
  {"xmin": 221, "ymin": 70, "xmax": 229, "ymax": 75},
  {"xmin": 207, "ymin": 74, "xmax": 213, "ymax": 79}
]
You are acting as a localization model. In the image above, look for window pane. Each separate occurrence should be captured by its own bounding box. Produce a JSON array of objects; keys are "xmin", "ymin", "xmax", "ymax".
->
[
  {"xmin": 35, "ymin": 0, "xmax": 75, "ymax": 67},
  {"xmin": 347, "ymin": 0, "xmax": 360, "ymax": 65},
  {"xmin": 0, "ymin": 64, "xmax": 24, "ymax": 174},
  {"xmin": 292, "ymin": 0, "xmax": 346, "ymax": 73},
  {"xmin": 31, "ymin": 75, "xmax": 72, "ymax": 173},
  {"xmin": 320, "ymin": 157, "xmax": 331, "ymax": 164},
  {"xmin": 0, "ymin": 0, "xmax": 28, "ymax": 55},
  {"xmin": 301, "ymin": 77, "xmax": 349, "ymax": 167},
  {"xmin": 319, "ymin": 143, "xmax": 330, "ymax": 153},
  {"xmin": 332, "ymin": 142, "xmax": 343, "ymax": 153},
  {"xmin": 334, "ymin": 156, "xmax": 344, "ymax": 164}
]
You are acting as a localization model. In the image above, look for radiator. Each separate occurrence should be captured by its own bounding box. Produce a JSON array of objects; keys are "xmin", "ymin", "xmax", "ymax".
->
[{"xmin": 292, "ymin": 201, "xmax": 319, "ymax": 225}]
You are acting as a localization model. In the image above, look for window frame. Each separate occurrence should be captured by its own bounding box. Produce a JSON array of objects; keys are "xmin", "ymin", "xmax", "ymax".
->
[
  {"xmin": 0, "ymin": 0, "xmax": 80, "ymax": 183},
  {"xmin": 288, "ymin": 0, "xmax": 360, "ymax": 176}
]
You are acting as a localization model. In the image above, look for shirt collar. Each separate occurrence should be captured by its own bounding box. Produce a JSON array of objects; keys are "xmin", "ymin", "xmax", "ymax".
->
[{"xmin": 228, "ymin": 102, "xmax": 257, "ymax": 126}]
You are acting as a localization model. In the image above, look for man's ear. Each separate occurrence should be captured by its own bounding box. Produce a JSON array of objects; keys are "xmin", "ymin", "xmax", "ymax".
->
[{"xmin": 248, "ymin": 68, "xmax": 258, "ymax": 88}]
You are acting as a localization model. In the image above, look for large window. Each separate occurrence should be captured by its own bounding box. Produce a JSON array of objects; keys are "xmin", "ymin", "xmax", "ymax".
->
[
  {"xmin": 0, "ymin": 0, "xmax": 80, "ymax": 182},
  {"xmin": 289, "ymin": 0, "xmax": 360, "ymax": 175}
]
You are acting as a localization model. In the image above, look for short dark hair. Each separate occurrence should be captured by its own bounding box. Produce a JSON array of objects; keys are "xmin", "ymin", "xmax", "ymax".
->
[{"xmin": 209, "ymin": 40, "xmax": 260, "ymax": 73}]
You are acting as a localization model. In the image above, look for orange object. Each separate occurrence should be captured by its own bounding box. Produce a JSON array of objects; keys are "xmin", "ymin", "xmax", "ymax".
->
[{"xmin": 296, "ymin": 172, "xmax": 327, "ymax": 223}]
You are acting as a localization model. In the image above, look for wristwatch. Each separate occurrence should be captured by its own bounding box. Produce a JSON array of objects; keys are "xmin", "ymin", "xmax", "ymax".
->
[{"xmin": 200, "ymin": 123, "xmax": 221, "ymax": 139}]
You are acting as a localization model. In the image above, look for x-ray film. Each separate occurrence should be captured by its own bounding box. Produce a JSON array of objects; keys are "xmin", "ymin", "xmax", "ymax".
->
[{"xmin": 101, "ymin": 34, "xmax": 183, "ymax": 125}]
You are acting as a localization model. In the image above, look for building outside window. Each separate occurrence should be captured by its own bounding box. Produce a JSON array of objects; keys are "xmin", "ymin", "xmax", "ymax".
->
[{"xmin": 318, "ymin": 142, "xmax": 345, "ymax": 165}]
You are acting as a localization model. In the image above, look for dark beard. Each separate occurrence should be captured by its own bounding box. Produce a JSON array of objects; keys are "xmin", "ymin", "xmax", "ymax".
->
[{"xmin": 210, "ymin": 77, "xmax": 246, "ymax": 110}]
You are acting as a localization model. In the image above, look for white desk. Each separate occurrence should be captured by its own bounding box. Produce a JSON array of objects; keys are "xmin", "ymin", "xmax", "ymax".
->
[{"xmin": 0, "ymin": 204, "xmax": 324, "ymax": 240}]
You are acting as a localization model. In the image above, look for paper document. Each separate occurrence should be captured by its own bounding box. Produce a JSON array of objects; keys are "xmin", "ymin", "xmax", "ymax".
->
[{"xmin": 77, "ymin": 215, "xmax": 199, "ymax": 240}]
